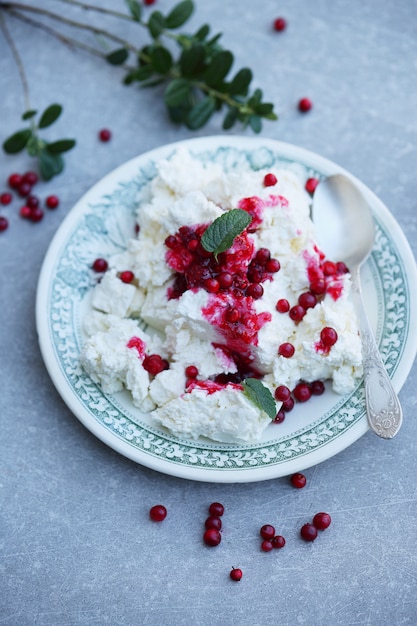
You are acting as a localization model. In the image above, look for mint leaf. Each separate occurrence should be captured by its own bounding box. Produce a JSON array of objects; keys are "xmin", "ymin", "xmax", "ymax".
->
[
  {"xmin": 200, "ymin": 209, "xmax": 252, "ymax": 258},
  {"xmin": 242, "ymin": 378, "xmax": 276, "ymax": 420}
]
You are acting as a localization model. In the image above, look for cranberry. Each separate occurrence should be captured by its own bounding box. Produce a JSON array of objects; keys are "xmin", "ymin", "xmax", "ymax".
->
[
  {"xmin": 187, "ymin": 238, "xmax": 199, "ymax": 252},
  {"xmin": 143, "ymin": 354, "xmax": 169, "ymax": 376},
  {"xmin": 205, "ymin": 277, "xmax": 220, "ymax": 293},
  {"xmin": 263, "ymin": 173, "xmax": 277, "ymax": 187},
  {"xmin": 322, "ymin": 261, "xmax": 337, "ymax": 276},
  {"xmin": 144, "ymin": 0, "xmax": 156, "ymax": 5},
  {"xmin": 29, "ymin": 207, "xmax": 44, "ymax": 222},
  {"xmin": 246, "ymin": 283, "xmax": 263, "ymax": 299},
  {"xmin": 8, "ymin": 173, "xmax": 22, "ymax": 189},
  {"xmin": 273, "ymin": 17, "xmax": 287, "ymax": 31},
  {"xmin": 226, "ymin": 307, "xmax": 240, "ymax": 323},
  {"xmin": 310, "ymin": 278, "xmax": 326, "ymax": 295},
  {"xmin": 293, "ymin": 382, "xmax": 312, "ymax": 402},
  {"xmin": 290, "ymin": 472, "xmax": 307, "ymax": 489},
  {"xmin": 272, "ymin": 535, "xmax": 286, "ymax": 549},
  {"xmin": 120, "ymin": 270, "xmax": 134, "ymax": 283},
  {"xmin": 0, "ymin": 192, "xmax": 12, "ymax": 205},
  {"xmin": 99, "ymin": 128, "xmax": 112, "ymax": 142},
  {"xmin": 265, "ymin": 258, "xmax": 280, "ymax": 273},
  {"xmin": 165, "ymin": 235, "xmax": 178, "ymax": 249},
  {"xmin": 289, "ymin": 304, "xmax": 306, "ymax": 322},
  {"xmin": 298, "ymin": 291, "xmax": 317, "ymax": 309},
  {"xmin": 313, "ymin": 512, "xmax": 332, "ymax": 530},
  {"xmin": 17, "ymin": 181, "xmax": 32, "ymax": 197},
  {"xmin": 320, "ymin": 326, "xmax": 338, "ymax": 347},
  {"xmin": 230, "ymin": 567, "xmax": 243, "ymax": 582},
  {"xmin": 0, "ymin": 216, "xmax": 9, "ymax": 232},
  {"xmin": 209, "ymin": 502, "xmax": 225, "ymax": 517},
  {"xmin": 311, "ymin": 380, "xmax": 325, "ymax": 395},
  {"xmin": 218, "ymin": 271, "xmax": 233, "ymax": 288},
  {"xmin": 185, "ymin": 365, "xmax": 198, "ymax": 379},
  {"xmin": 274, "ymin": 385, "xmax": 291, "ymax": 402},
  {"xmin": 19, "ymin": 205, "xmax": 32, "ymax": 219},
  {"xmin": 261, "ymin": 540, "xmax": 273, "ymax": 552},
  {"xmin": 300, "ymin": 522, "xmax": 318, "ymax": 542},
  {"xmin": 282, "ymin": 397, "xmax": 295, "ymax": 412},
  {"xmin": 205, "ymin": 516, "xmax": 222, "ymax": 531},
  {"xmin": 256, "ymin": 247, "xmax": 271, "ymax": 263},
  {"xmin": 203, "ymin": 528, "xmax": 221, "ymax": 547},
  {"xmin": 278, "ymin": 342, "xmax": 295, "ymax": 358},
  {"xmin": 336, "ymin": 261, "xmax": 349, "ymax": 274},
  {"xmin": 260, "ymin": 524, "xmax": 275, "ymax": 540},
  {"xmin": 22, "ymin": 171, "xmax": 38, "ymax": 186},
  {"xmin": 26, "ymin": 194, "xmax": 39, "ymax": 209},
  {"xmin": 149, "ymin": 504, "xmax": 167, "ymax": 521},
  {"xmin": 273, "ymin": 410, "xmax": 285, "ymax": 423},
  {"xmin": 92, "ymin": 258, "xmax": 108, "ymax": 272},
  {"xmin": 298, "ymin": 97, "xmax": 313, "ymax": 113},
  {"xmin": 276, "ymin": 298, "xmax": 290, "ymax": 313},
  {"xmin": 46, "ymin": 195, "xmax": 60, "ymax": 209},
  {"xmin": 305, "ymin": 177, "xmax": 319, "ymax": 194}
]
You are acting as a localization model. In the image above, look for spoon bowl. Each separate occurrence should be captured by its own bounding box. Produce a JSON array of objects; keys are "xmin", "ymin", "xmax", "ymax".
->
[{"xmin": 312, "ymin": 174, "xmax": 403, "ymax": 439}]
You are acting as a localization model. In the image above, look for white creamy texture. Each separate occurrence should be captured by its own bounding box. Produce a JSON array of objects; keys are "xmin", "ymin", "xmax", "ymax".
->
[{"xmin": 80, "ymin": 149, "xmax": 363, "ymax": 444}]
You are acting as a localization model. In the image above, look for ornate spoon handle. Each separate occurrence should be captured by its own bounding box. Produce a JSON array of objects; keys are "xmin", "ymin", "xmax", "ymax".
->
[{"xmin": 351, "ymin": 268, "xmax": 403, "ymax": 438}]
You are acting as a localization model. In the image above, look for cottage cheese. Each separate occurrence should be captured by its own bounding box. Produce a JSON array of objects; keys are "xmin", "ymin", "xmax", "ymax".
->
[{"xmin": 80, "ymin": 149, "xmax": 363, "ymax": 443}]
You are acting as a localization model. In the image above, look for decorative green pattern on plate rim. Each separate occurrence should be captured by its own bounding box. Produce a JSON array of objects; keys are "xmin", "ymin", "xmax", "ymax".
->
[{"xmin": 47, "ymin": 143, "xmax": 410, "ymax": 473}]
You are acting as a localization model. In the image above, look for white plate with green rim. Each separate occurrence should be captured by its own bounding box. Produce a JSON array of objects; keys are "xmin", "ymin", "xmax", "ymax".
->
[{"xmin": 36, "ymin": 136, "xmax": 417, "ymax": 483}]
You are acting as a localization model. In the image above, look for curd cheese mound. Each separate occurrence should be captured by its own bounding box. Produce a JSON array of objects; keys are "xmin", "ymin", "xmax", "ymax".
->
[{"xmin": 80, "ymin": 149, "xmax": 363, "ymax": 443}]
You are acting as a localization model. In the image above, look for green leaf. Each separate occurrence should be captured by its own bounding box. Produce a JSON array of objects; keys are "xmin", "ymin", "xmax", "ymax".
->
[
  {"xmin": 46, "ymin": 139, "xmax": 76, "ymax": 154},
  {"xmin": 165, "ymin": 0, "xmax": 194, "ymax": 29},
  {"xmin": 179, "ymin": 43, "xmax": 206, "ymax": 76},
  {"xmin": 249, "ymin": 114, "xmax": 262, "ymax": 133},
  {"xmin": 203, "ymin": 50, "xmax": 233, "ymax": 87},
  {"xmin": 26, "ymin": 135, "xmax": 42, "ymax": 157},
  {"xmin": 186, "ymin": 96, "xmax": 216, "ymax": 130},
  {"xmin": 242, "ymin": 378, "xmax": 276, "ymax": 420},
  {"xmin": 200, "ymin": 208, "xmax": 252, "ymax": 258},
  {"xmin": 39, "ymin": 148, "xmax": 64, "ymax": 181},
  {"xmin": 125, "ymin": 0, "xmax": 142, "ymax": 21},
  {"xmin": 148, "ymin": 10, "xmax": 165, "ymax": 38},
  {"xmin": 195, "ymin": 23, "xmax": 210, "ymax": 40},
  {"xmin": 38, "ymin": 104, "xmax": 62, "ymax": 129},
  {"xmin": 22, "ymin": 109, "xmax": 37, "ymax": 120},
  {"xmin": 164, "ymin": 78, "xmax": 191, "ymax": 107},
  {"xmin": 106, "ymin": 48, "xmax": 129, "ymax": 65},
  {"xmin": 229, "ymin": 68, "xmax": 252, "ymax": 95},
  {"xmin": 222, "ymin": 106, "xmax": 238, "ymax": 130},
  {"xmin": 253, "ymin": 102, "xmax": 275, "ymax": 116},
  {"xmin": 167, "ymin": 104, "xmax": 190, "ymax": 124},
  {"xmin": 124, "ymin": 65, "xmax": 154, "ymax": 84},
  {"xmin": 2, "ymin": 128, "xmax": 32, "ymax": 154},
  {"xmin": 149, "ymin": 45, "xmax": 173, "ymax": 74}
]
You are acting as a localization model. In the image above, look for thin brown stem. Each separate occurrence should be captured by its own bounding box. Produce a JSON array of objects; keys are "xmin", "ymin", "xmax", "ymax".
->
[
  {"xmin": 55, "ymin": 0, "xmax": 134, "ymax": 22},
  {"xmin": 0, "ymin": 10, "xmax": 30, "ymax": 110}
]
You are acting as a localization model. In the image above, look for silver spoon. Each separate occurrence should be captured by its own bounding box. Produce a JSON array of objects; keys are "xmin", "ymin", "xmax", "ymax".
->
[{"xmin": 312, "ymin": 174, "xmax": 402, "ymax": 439}]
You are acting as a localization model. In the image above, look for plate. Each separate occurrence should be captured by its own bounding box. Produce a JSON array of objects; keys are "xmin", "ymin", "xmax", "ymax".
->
[{"xmin": 36, "ymin": 136, "xmax": 417, "ymax": 482}]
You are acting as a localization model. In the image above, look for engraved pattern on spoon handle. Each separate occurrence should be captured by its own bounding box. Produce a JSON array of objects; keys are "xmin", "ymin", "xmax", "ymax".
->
[{"xmin": 351, "ymin": 269, "xmax": 403, "ymax": 439}]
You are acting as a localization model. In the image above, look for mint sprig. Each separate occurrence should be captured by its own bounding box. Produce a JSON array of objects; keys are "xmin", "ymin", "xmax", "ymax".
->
[
  {"xmin": 242, "ymin": 378, "xmax": 276, "ymax": 420},
  {"xmin": 200, "ymin": 209, "xmax": 252, "ymax": 259}
]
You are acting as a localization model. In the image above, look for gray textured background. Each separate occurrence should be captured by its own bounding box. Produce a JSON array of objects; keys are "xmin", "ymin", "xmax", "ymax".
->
[{"xmin": 1, "ymin": 1, "xmax": 417, "ymax": 624}]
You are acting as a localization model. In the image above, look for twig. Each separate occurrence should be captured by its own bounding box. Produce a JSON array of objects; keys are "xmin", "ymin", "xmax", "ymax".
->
[
  {"xmin": 55, "ymin": 0, "xmax": 134, "ymax": 22},
  {"xmin": 0, "ymin": 10, "xmax": 30, "ymax": 110}
]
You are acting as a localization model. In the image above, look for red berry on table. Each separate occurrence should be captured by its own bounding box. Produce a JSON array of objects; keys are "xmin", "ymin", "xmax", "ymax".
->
[
  {"xmin": 298, "ymin": 97, "xmax": 313, "ymax": 113},
  {"xmin": 0, "ymin": 192, "xmax": 12, "ymax": 205},
  {"xmin": 8, "ymin": 173, "xmax": 22, "ymax": 189},
  {"xmin": 203, "ymin": 528, "xmax": 222, "ymax": 547},
  {"xmin": 0, "ymin": 216, "xmax": 9, "ymax": 232},
  {"xmin": 120, "ymin": 270, "xmax": 135, "ymax": 283},
  {"xmin": 149, "ymin": 504, "xmax": 167, "ymax": 521},
  {"xmin": 92, "ymin": 258, "xmax": 108, "ymax": 272},
  {"xmin": 311, "ymin": 380, "xmax": 325, "ymax": 395},
  {"xmin": 274, "ymin": 385, "xmax": 291, "ymax": 402},
  {"xmin": 272, "ymin": 535, "xmax": 286, "ymax": 549},
  {"xmin": 300, "ymin": 522, "xmax": 318, "ymax": 542},
  {"xmin": 273, "ymin": 17, "xmax": 287, "ymax": 32},
  {"xmin": 209, "ymin": 502, "xmax": 225, "ymax": 517},
  {"xmin": 205, "ymin": 516, "xmax": 222, "ymax": 531},
  {"xmin": 143, "ymin": 0, "xmax": 156, "ymax": 5},
  {"xmin": 305, "ymin": 177, "xmax": 319, "ymax": 194},
  {"xmin": 26, "ymin": 194, "xmax": 39, "ymax": 209},
  {"xmin": 99, "ymin": 128, "xmax": 112, "ymax": 142},
  {"xmin": 313, "ymin": 512, "xmax": 332, "ymax": 530},
  {"xmin": 293, "ymin": 382, "xmax": 312, "ymax": 402},
  {"xmin": 46, "ymin": 195, "xmax": 60, "ymax": 209},
  {"xmin": 29, "ymin": 207, "xmax": 44, "ymax": 223},
  {"xmin": 19, "ymin": 205, "xmax": 32, "ymax": 219},
  {"xmin": 290, "ymin": 472, "xmax": 307, "ymax": 489},
  {"xmin": 273, "ymin": 409, "xmax": 285, "ymax": 423},
  {"xmin": 261, "ymin": 539, "xmax": 273, "ymax": 552},
  {"xmin": 17, "ymin": 181, "xmax": 32, "ymax": 197},
  {"xmin": 282, "ymin": 396, "xmax": 295, "ymax": 412},
  {"xmin": 230, "ymin": 567, "xmax": 243, "ymax": 582},
  {"xmin": 22, "ymin": 171, "xmax": 38, "ymax": 186},
  {"xmin": 260, "ymin": 524, "xmax": 275, "ymax": 540},
  {"xmin": 263, "ymin": 173, "xmax": 277, "ymax": 187}
]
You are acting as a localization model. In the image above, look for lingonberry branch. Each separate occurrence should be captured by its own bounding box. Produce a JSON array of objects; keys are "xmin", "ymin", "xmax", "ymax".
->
[{"xmin": 0, "ymin": 10, "xmax": 30, "ymax": 111}]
